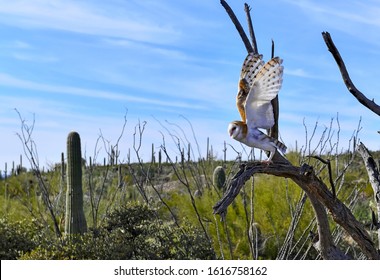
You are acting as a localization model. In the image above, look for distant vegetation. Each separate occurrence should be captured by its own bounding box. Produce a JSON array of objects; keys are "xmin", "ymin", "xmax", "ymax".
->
[
  {"xmin": 1, "ymin": 111, "xmax": 377, "ymax": 259},
  {"xmin": 0, "ymin": 134, "xmax": 376, "ymax": 259}
]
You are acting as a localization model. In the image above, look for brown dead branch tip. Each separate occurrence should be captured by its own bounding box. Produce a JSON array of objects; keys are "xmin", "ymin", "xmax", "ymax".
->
[
  {"xmin": 322, "ymin": 31, "xmax": 380, "ymax": 116},
  {"xmin": 220, "ymin": 0, "xmax": 254, "ymax": 53},
  {"xmin": 244, "ymin": 3, "xmax": 258, "ymax": 54},
  {"xmin": 307, "ymin": 155, "xmax": 336, "ymax": 199}
]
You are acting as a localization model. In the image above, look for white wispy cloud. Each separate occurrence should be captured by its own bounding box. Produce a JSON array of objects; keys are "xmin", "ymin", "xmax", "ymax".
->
[
  {"xmin": 102, "ymin": 38, "xmax": 191, "ymax": 61},
  {"xmin": 0, "ymin": 0, "xmax": 234, "ymax": 117},
  {"xmin": 285, "ymin": 0, "xmax": 380, "ymax": 44},
  {"xmin": 0, "ymin": 0, "xmax": 180, "ymax": 45},
  {"xmin": 0, "ymin": 72, "xmax": 206, "ymax": 110},
  {"xmin": 12, "ymin": 40, "xmax": 31, "ymax": 49},
  {"xmin": 285, "ymin": 68, "xmax": 336, "ymax": 80},
  {"xmin": 12, "ymin": 52, "xmax": 59, "ymax": 62}
]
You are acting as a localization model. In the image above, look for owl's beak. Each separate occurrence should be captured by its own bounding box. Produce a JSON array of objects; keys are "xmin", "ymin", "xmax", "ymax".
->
[{"xmin": 228, "ymin": 125, "xmax": 236, "ymax": 137}]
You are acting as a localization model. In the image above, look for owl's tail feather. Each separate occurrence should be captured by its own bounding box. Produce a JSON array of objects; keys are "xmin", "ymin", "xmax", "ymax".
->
[{"xmin": 273, "ymin": 139, "xmax": 287, "ymax": 154}]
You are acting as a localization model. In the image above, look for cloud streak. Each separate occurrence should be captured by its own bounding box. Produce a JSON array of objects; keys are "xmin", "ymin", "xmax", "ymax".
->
[
  {"xmin": 12, "ymin": 52, "xmax": 59, "ymax": 62},
  {"xmin": 0, "ymin": 72, "xmax": 206, "ymax": 110},
  {"xmin": 0, "ymin": 0, "xmax": 180, "ymax": 45},
  {"xmin": 285, "ymin": 0, "xmax": 380, "ymax": 44}
]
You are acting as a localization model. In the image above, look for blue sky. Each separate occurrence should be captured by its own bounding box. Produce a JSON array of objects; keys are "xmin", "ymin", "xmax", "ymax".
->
[{"xmin": 1, "ymin": 0, "xmax": 380, "ymax": 170}]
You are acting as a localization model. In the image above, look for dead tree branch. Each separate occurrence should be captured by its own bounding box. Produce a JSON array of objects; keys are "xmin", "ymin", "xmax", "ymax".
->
[
  {"xmin": 357, "ymin": 142, "xmax": 380, "ymax": 248},
  {"xmin": 305, "ymin": 190, "xmax": 349, "ymax": 259},
  {"xmin": 213, "ymin": 162, "xmax": 379, "ymax": 259},
  {"xmin": 323, "ymin": 31, "xmax": 380, "ymax": 251},
  {"xmin": 244, "ymin": 3, "xmax": 258, "ymax": 54},
  {"xmin": 220, "ymin": 0, "xmax": 254, "ymax": 53},
  {"xmin": 15, "ymin": 109, "xmax": 62, "ymax": 238},
  {"xmin": 268, "ymin": 39, "xmax": 280, "ymax": 140},
  {"xmin": 307, "ymin": 155, "xmax": 336, "ymax": 199},
  {"xmin": 322, "ymin": 31, "xmax": 380, "ymax": 116}
]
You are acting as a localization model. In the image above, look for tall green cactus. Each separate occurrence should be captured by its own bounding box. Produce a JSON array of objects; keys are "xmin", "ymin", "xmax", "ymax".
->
[
  {"xmin": 213, "ymin": 166, "xmax": 226, "ymax": 190},
  {"xmin": 65, "ymin": 131, "xmax": 87, "ymax": 235}
]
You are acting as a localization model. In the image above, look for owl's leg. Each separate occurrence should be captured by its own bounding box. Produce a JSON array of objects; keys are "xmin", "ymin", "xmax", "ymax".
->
[{"xmin": 262, "ymin": 149, "xmax": 275, "ymax": 164}]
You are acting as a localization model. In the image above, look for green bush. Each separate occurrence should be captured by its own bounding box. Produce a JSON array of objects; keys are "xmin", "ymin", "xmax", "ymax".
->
[
  {"xmin": 20, "ymin": 203, "xmax": 215, "ymax": 260},
  {"xmin": 0, "ymin": 218, "xmax": 41, "ymax": 259}
]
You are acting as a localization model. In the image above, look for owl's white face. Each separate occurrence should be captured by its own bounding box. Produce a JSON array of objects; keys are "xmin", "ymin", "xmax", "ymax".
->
[{"xmin": 228, "ymin": 121, "xmax": 245, "ymax": 141}]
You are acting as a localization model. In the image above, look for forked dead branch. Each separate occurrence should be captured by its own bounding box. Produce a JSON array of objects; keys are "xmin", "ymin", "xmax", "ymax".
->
[{"xmin": 214, "ymin": 0, "xmax": 380, "ymax": 260}]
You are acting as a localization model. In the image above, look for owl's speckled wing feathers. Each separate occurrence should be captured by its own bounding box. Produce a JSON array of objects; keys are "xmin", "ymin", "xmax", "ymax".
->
[
  {"xmin": 244, "ymin": 56, "xmax": 283, "ymax": 129},
  {"xmin": 229, "ymin": 53, "xmax": 286, "ymax": 162},
  {"xmin": 237, "ymin": 53, "xmax": 283, "ymax": 129},
  {"xmin": 236, "ymin": 54, "xmax": 265, "ymax": 122}
]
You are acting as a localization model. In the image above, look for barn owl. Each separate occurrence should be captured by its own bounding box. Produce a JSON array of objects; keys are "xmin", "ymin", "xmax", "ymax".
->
[{"xmin": 228, "ymin": 53, "xmax": 286, "ymax": 162}]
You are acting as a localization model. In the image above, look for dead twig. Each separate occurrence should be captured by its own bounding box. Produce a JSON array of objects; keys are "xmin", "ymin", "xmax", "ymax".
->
[
  {"xmin": 220, "ymin": 0, "xmax": 253, "ymax": 53},
  {"xmin": 15, "ymin": 109, "xmax": 62, "ymax": 238},
  {"xmin": 244, "ymin": 3, "xmax": 258, "ymax": 54},
  {"xmin": 322, "ymin": 31, "xmax": 380, "ymax": 116},
  {"xmin": 307, "ymin": 155, "xmax": 336, "ymax": 199}
]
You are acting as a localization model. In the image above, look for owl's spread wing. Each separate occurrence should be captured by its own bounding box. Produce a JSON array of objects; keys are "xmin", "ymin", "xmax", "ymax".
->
[
  {"xmin": 240, "ymin": 53, "xmax": 265, "ymax": 86},
  {"xmin": 245, "ymin": 57, "xmax": 283, "ymax": 129},
  {"xmin": 236, "ymin": 53, "xmax": 265, "ymax": 121}
]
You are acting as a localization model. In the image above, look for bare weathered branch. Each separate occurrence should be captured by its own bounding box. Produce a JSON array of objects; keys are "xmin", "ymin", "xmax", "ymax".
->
[
  {"xmin": 15, "ymin": 109, "xmax": 62, "ymax": 238},
  {"xmin": 307, "ymin": 155, "xmax": 336, "ymax": 199},
  {"xmin": 268, "ymin": 39, "xmax": 279, "ymax": 140},
  {"xmin": 269, "ymin": 39, "xmax": 280, "ymax": 140},
  {"xmin": 244, "ymin": 3, "xmax": 258, "ymax": 54},
  {"xmin": 371, "ymin": 210, "xmax": 380, "ymax": 230},
  {"xmin": 357, "ymin": 142, "xmax": 380, "ymax": 248},
  {"xmin": 322, "ymin": 31, "xmax": 380, "ymax": 116},
  {"xmin": 220, "ymin": 0, "xmax": 254, "ymax": 53},
  {"xmin": 307, "ymin": 191, "xmax": 349, "ymax": 259},
  {"xmin": 213, "ymin": 161, "xmax": 379, "ymax": 259}
]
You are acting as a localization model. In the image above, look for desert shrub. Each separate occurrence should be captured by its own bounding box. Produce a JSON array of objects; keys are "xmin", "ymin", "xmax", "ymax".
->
[
  {"xmin": 0, "ymin": 218, "xmax": 41, "ymax": 259},
  {"xmin": 20, "ymin": 233, "xmax": 109, "ymax": 260},
  {"xmin": 100, "ymin": 202, "xmax": 215, "ymax": 259},
  {"xmin": 20, "ymin": 202, "xmax": 215, "ymax": 260}
]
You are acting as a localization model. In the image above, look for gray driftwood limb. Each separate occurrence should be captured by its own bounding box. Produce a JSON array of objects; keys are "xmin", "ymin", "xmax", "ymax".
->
[
  {"xmin": 357, "ymin": 142, "xmax": 380, "ymax": 248},
  {"xmin": 213, "ymin": 161, "xmax": 379, "ymax": 259},
  {"xmin": 322, "ymin": 31, "xmax": 380, "ymax": 116},
  {"xmin": 244, "ymin": 3, "xmax": 258, "ymax": 54},
  {"xmin": 306, "ymin": 191, "xmax": 350, "ymax": 259},
  {"xmin": 220, "ymin": 0, "xmax": 254, "ymax": 53},
  {"xmin": 323, "ymin": 31, "xmax": 380, "ymax": 251}
]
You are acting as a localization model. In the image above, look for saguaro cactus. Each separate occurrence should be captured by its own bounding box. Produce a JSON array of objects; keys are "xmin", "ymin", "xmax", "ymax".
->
[
  {"xmin": 213, "ymin": 166, "xmax": 226, "ymax": 190},
  {"xmin": 65, "ymin": 131, "xmax": 87, "ymax": 235}
]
